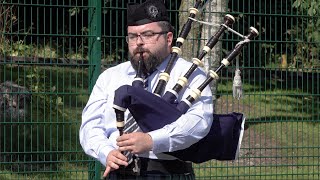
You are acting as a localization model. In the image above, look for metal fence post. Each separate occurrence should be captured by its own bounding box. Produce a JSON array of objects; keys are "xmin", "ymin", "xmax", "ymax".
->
[{"xmin": 88, "ymin": 0, "xmax": 102, "ymax": 179}]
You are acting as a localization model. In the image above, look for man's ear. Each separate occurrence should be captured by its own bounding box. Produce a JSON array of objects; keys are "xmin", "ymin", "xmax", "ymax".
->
[{"xmin": 167, "ymin": 32, "xmax": 173, "ymax": 46}]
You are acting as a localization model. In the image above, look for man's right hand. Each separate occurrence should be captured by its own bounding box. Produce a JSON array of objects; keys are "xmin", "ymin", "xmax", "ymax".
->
[{"xmin": 102, "ymin": 149, "xmax": 128, "ymax": 178}]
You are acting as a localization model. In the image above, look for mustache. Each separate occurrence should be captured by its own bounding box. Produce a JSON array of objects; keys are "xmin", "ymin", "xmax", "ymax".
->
[{"xmin": 133, "ymin": 47, "xmax": 150, "ymax": 55}]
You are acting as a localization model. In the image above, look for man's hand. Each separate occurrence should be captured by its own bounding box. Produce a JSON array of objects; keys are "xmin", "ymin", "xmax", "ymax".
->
[
  {"xmin": 102, "ymin": 149, "xmax": 128, "ymax": 178},
  {"xmin": 117, "ymin": 132, "xmax": 153, "ymax": 154}
]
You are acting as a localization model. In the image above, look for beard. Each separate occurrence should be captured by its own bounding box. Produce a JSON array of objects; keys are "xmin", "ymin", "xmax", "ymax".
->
[{"xmin": 130, "ymin": 47, "xmax": 164, "ymax": 75}]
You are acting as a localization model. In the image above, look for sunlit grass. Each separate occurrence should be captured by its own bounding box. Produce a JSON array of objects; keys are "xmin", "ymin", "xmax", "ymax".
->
[{"xmin": 1, "ymin": 162, "xmax": 90, "ymax": 180}]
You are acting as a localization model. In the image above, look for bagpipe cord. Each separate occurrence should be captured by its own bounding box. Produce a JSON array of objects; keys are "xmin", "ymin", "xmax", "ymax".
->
[{"xmin": 188, "ymin": 16, "xmax": 248, "ymax": 100}]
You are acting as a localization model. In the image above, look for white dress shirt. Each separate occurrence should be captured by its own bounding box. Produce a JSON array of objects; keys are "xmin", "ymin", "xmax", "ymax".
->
[{"xmin": 79, "ymin": 55, "xmax": 213, "ymax": 166}]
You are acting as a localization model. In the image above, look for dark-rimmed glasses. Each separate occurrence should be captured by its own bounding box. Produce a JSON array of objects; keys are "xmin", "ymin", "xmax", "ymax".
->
[{"xmin": 126, "ymin": 31, "xmax": 168, "ymax": 45}]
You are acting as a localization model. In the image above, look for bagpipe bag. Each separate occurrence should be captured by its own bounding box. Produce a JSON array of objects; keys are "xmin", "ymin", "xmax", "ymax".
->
[{"xmin": 114, "ymin": 85, "xmax": 245, "ymax": 163}]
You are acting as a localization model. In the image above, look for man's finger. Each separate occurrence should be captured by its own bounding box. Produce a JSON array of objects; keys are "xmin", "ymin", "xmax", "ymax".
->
[
  {"xmin": 118, "ymin": 145, "xmax": 134, "ymax": 152},
  {"xmin": 115, "ymin": 158, "xmax": 129, "ymax": 166},
  {"xmin": 114, "ymin": 151, "xmax": 128, "ymax": 161},
  {"xmin": 116, "ymin": 139, "xmax": 133, "ymax": 147},
  {"xmin": 116, "ymin": 133, "xmax": 131, "ymax": 142},
  {"xmin": 109, "ymin": 161, "xmax": 119, "ymax": 169},
  {"xmin": 103, "ymin": 166, "xmax": 111, "ymax": 178}
]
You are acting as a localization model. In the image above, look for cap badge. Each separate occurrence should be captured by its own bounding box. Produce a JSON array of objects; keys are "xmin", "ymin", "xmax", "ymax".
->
[{"xmin": 148, "ymin": 5, "xmax": 159, "ymax": 18}]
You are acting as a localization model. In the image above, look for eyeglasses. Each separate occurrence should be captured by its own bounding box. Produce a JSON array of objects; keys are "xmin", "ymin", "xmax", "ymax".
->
[{"xmin": 126, "ymin": 31, "xmax": 168, "ymax": 45}]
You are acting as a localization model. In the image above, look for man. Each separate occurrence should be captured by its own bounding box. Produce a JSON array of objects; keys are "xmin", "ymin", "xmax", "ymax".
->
[{"xmin": 79, "ymin": 0, "xmax": 213, "ymax": 179}]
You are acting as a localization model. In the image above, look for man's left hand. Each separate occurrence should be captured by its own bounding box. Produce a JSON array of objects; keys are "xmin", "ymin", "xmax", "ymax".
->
[{"xmin": 117, "ymin": 132, "xmax": 153, "ymax": 154}]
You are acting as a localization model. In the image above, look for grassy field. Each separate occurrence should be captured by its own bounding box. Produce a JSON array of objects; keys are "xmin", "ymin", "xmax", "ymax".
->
[{"xmin": 0, "ymin": 65, "xmax": 319, "ymax": 179}]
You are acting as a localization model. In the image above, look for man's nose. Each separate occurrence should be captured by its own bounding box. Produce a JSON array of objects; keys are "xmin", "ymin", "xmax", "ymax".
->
[{"xmin": 136, "ymin": 36, "xmax": 144, "ymax": 45}]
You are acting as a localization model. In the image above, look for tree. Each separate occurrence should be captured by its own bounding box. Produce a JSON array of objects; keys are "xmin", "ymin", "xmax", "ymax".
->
[
  {"xmin": 289, "ymin": 0, "xmax": 320, "ymax": 70},
  {"xmin": 179, "ymin": 0, "xmax": 227, "ymax": 105}
]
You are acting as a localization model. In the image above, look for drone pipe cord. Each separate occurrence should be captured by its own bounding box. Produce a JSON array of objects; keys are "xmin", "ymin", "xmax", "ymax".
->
[
  {"xmin": 153, "ymin": 0, "xmax": 204, "ymax": 97},
  {"xmin": 177, "ymin": 27, "xmax": 259, "ymax": 113},
  {"xmin": 162, "ymin": 14, "xmax": 235, "ymax": 103}
]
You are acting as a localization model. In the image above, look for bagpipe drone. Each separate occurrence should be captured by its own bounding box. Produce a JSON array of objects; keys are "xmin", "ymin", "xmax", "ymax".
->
[{"xmin": 113, "ymin": 0, "xmax": 259, "ymax": 163}]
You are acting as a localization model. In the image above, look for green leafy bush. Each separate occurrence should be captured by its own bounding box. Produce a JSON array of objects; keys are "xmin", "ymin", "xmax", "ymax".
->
[{"xmin": 288, "ymin": 0, "xmax": 320, "ymax": 70}]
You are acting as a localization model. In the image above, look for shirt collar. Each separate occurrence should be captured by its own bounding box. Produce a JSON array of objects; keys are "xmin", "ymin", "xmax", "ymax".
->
[{"xmin": 128, "ymin": 62, "xmax": 137, "ymax": 77}]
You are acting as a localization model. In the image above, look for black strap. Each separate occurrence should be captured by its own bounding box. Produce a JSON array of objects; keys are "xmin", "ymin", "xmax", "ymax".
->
[
  {"xmin": 140, "ymin": 157, "xmax": 193, "ymax": 174},
  {"xmin": 116, "ymin": 157, "xmax": 193, "ymax": 175}
]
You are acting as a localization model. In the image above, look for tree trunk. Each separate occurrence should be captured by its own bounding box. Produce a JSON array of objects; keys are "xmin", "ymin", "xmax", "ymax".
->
[
  {"xmin": 201, "ymin": 0, "xmax": 227, "ymax": 71},
  {"xmin": 178, "ymin": 1, "xmax": 202, "ymax": 61},
  {"xmin": 201, "ymin": 0, "xmax": 227, "ymax": 106},
  {"xmin": 179, "ymin": 0, "xmax": 226, "ymax": 109}
]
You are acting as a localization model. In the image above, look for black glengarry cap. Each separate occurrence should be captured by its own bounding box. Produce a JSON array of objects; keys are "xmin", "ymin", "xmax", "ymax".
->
[{"xmin": 127, "ymin": 0, "xmax": 170, "ymax": 26}]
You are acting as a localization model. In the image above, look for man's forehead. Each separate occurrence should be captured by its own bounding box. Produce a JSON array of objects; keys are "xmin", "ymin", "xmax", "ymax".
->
[{"xmin": 127, "ymin": 22, "xmax": 161, "ymax": 32}]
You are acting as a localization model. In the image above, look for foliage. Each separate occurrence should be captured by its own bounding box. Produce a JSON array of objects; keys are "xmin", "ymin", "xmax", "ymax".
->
[
  {"xmin": 287, "ymin": 0, "xmax": 320, "ymax": 70},
  {"xmin": 0, "ymin": 2, "xmax": 17, "ymax": 56},
  {"xmin": 226, "ymin": 0, "xmax": 296, "ymax": 68},
  {"xmin": 19, "ymin": 66, "xmax": 64, "ymax": 117},
  {"xmin": 0, "ymin": 0, "xmax": 90, "ymax": 61}
]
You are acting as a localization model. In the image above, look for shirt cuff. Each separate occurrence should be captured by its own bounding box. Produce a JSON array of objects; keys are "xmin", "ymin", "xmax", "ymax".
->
[{"xmin": 148, "ymin": 128, "xmax": 170, "ymax": 154}]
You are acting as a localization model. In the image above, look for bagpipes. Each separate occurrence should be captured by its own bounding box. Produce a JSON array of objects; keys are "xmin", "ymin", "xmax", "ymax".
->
[{"xmin": 113, "ymin": 0, "xmax": 259, "ymax": 163}]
